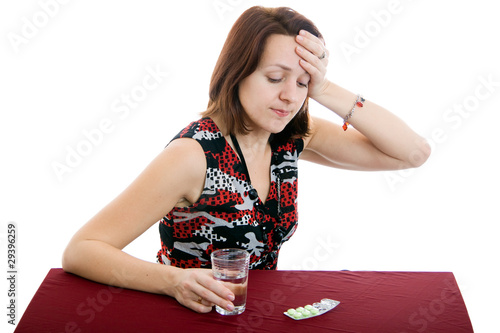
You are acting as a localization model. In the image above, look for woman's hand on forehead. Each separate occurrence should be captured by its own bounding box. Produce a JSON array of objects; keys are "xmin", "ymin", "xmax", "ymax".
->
[{"xmin": 295, "ymin": 30, "xmax": 330, "ymax": 100}]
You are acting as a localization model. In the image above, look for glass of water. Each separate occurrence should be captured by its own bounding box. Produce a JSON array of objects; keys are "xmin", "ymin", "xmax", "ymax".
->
[{"xmin": 211, "ymin": 248, "xmax": 250, "ymax": 315}]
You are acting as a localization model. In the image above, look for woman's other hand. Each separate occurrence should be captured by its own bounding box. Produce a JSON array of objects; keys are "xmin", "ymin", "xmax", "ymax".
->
[{"xmin": 170, "ymin": 267, "xmax": 235, "ymax": 313}]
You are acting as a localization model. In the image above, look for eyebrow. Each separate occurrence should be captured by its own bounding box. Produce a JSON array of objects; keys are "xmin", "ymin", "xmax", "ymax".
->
[
  {"xmin": 267, "ymin": 64, "xmax": 292, "ymax": 71},
  {"xmin": 269, "ymin": 64, "xmax": 292, "ymax": 72},
  {"xmin": 266, "ymin": 64, "xmax": 309, "ymax": 77}
]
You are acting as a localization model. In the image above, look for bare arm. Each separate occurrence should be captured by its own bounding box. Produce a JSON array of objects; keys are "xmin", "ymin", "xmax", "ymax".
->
[
  {"xmin": 302, "ymin": 85, "xmax": 430, "ymax": 170},
  {"xmin": 62, "ymin": 138, "xmax": 235, "ymax": 313},
  {"xmin": 296, "ymin": 30, "xmax": 430, "ymax": 170}
]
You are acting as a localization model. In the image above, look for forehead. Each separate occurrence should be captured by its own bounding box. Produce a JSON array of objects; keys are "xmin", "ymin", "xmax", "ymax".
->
[{"xmin": 259, "ymin": 34, "xmax": 304, "ymax": 72}]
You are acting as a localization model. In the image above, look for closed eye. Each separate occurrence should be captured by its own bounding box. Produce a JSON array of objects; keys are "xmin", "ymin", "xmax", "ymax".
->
[{"xmin": 268, "ymin": 77, "xmax": 282, "ymax": 83}]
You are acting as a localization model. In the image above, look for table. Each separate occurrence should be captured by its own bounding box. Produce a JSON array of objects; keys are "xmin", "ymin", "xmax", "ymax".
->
[{"xmin": 15, "ymin": 269, "xmax": 473, "ymax": 333}]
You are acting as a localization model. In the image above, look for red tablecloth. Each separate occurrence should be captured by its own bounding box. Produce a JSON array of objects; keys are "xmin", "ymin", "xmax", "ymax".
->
[{"xmin": 15, "ymin": 269, "xmax": 473, "ymax": 332}]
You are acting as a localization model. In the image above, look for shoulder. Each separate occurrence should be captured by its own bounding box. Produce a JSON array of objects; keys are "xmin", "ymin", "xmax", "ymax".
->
[
  {"xmin": 149, "ymin": 137, "xmax": 207, "ymax": 204},
  {"xmin": 162, "ymin": 137, "xmax": 206, "ymax": 174},
  {"xmin": 147, "ymin": 120, "xmax": 213, "ymax": 192}
]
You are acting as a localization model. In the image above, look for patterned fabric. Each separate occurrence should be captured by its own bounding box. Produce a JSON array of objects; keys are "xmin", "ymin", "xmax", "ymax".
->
[{"xmin": 157, "ymin": 118, "xmax": 303, "ymax": 269}]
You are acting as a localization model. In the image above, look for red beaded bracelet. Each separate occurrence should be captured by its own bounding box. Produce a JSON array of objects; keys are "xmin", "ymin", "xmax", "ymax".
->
[{"xmin": 342, "ymin": 94, "xmax": 365, "ymax": 131}]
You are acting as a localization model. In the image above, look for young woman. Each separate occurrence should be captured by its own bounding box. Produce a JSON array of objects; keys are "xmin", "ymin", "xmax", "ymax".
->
[{"xmin": 62, "ymin": 6, "xmax": 430, "ymax": 314}]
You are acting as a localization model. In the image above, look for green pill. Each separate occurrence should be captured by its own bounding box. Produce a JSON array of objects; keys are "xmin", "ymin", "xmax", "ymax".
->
[{"xmin": 284, "ymin": 298, "xmax": 340, "ymax": 320}]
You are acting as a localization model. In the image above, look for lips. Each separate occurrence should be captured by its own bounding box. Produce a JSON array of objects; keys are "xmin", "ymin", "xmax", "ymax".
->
[{"xmin": 272, "ymin": 108, "xmax": 290, "ymax": 117}]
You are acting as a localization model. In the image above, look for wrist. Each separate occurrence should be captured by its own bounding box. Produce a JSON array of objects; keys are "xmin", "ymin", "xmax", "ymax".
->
[
  {"xmin": 309, "ymin": 80, "xmax": 332, "ymax": 103},
  {"xmin": 158, "ymin": 264, "xmax": 182, "ymax": 296},
  {"xmin": 312, "ymin": 82, "xmax": 358, "ymax": 118},
  {"xmin": 342, "ymin": 94, "xmax": 365, "ymax": 131}
]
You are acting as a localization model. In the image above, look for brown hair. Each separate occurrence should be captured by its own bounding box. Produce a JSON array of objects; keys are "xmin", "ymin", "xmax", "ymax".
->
[{"xmin": 202, "ymin": 6, "xmax": 323, "ymax": 142}]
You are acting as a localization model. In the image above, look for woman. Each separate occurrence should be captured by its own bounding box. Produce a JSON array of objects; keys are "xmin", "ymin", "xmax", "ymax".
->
[{"xmin": 62, "ymin": 6, "xmax": 430, "ymax": 314}]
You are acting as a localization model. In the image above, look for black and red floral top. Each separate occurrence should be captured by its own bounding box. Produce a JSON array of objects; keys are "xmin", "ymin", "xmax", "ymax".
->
[{"xmin": 157, "ymin": 118, "xmax": 303, "ymax": 269}]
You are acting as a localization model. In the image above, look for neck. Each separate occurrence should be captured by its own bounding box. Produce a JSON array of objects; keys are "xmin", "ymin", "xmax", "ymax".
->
[
  {"xmin": 233, "ymin": 130, "xmax": 270, "ymax": 154},
  {"xmin": 211, "ymin": 115, "xmax": 271, "ymax": 153}
]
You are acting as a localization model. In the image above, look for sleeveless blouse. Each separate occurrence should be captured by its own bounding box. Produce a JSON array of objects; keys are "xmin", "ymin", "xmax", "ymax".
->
[{"xmin": 157, "ymin": 118, "xmax": 303, "ymax": 270}]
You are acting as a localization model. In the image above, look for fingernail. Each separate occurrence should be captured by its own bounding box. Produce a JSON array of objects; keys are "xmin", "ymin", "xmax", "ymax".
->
[
  {"xmin": 227, "ymin": 303, "xmax": 235, "ymax": 311},
  {"xmin": 300, "ymin": 30, "xmax": 307, "ymax": 36},
  {"xmin": 296, "ymin": 35, "xmax": 304, "ymax": 42},
  {"xmin": 228, "ymin": 294, "xmax": 235, "ymax": 301}
]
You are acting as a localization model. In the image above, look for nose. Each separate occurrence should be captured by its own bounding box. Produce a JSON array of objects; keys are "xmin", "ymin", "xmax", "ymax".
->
[{"xmin": 279, "ymin": 80, "xmax": 298, "ymax": 104}]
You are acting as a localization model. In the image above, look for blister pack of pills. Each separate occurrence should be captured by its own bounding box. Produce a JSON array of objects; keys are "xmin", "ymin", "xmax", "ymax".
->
[{"xmin": 284, "ymin": 298, "xmax": 340, "ymax": 320}]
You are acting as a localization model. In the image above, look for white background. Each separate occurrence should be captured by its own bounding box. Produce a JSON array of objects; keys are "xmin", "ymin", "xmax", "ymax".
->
[{"xmin": 1, "ymin": 1, "xmax": 499, "ymax": 332}]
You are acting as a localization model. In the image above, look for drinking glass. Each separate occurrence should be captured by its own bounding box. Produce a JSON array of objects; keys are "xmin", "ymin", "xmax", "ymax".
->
[{"xmin": 211, "ymin": 248, "xmax": 250, "ymax": 315}]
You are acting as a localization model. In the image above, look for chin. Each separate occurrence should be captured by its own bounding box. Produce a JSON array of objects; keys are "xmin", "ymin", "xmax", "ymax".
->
[
  {"xmin": 270, "ymin": 125, "xmax": 290, "ymax": 136},
  {"xmin": 264, "ymin": 119, "xmax": 288, "ymax": 133}
]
